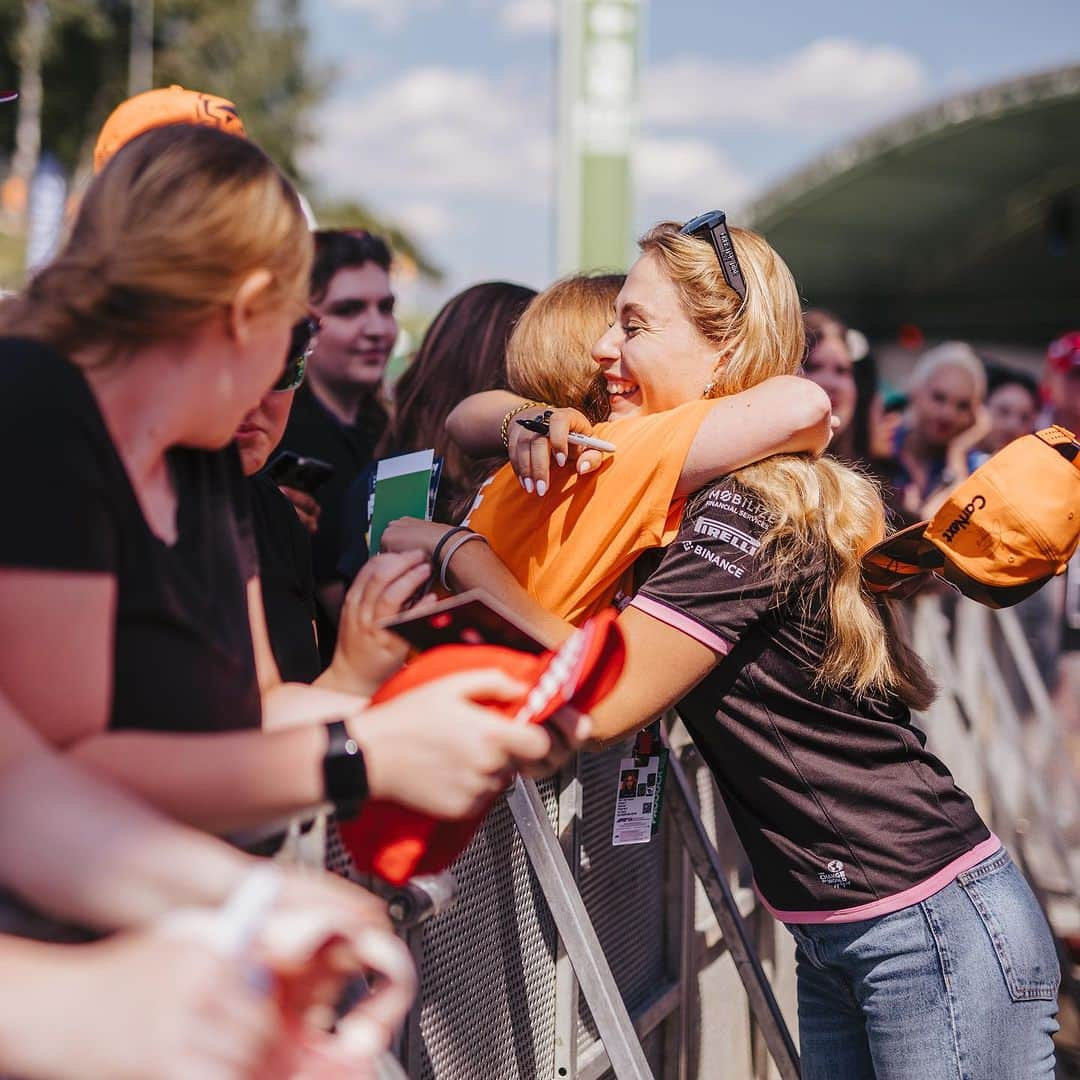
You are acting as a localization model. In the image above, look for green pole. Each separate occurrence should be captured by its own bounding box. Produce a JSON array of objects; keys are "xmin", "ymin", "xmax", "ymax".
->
[{"xmin": 557, "ymin": 0, "xmax": 644, "ymax": 275}]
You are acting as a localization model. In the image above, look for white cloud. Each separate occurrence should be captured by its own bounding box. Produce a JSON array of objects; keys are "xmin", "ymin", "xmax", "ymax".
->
[
  {"xmin": 644, "ymin": 38, "xmax": 929, "ymax": 132},
  {"xmin": 635, "ymin": 136, "xmax": 752, "ymax": 222},
  {"xmin": 328, "ymin": 0, "xmax": 444, "ymax": 32},
  {"xmin": 394, "ymin": 200, "xmax": 456, "ymax": 239},
  {"xmin": 500, "ymin": 0, "xmax": 558, "ymax": 36},
  {"xmin": 306, "ymin": 66, "xmax": 552, "ymax": 203}
]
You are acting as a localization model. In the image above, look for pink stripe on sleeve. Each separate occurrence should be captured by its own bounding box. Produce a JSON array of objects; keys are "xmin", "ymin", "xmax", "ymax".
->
[{"xmin": 630, "ymin": 594, "xmax": 732, "ymax": 656}]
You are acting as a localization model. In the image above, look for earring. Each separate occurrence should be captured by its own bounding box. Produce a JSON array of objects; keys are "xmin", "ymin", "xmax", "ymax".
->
[{"xmin": 703, "ymin": 380, "xmax": 717, "ymax": 397}]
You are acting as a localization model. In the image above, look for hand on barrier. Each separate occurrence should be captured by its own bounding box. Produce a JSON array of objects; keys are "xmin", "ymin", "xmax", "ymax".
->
[
  {"xmin": 328, "ymin": 551, "xmax": 432, "ymax": 695},
  {"xmin": 507, "ymin": 406, "xmax": 604, "ymax": 495}
]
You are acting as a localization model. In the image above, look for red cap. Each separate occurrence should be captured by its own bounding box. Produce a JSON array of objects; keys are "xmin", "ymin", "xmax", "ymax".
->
[
  {"xmin": 338, "ymin": 610, "xmax": 625, "ymax": 884},
  {"xmin": 1048, "ymin": 331, "xmax": 1080, "ymax": 374}
]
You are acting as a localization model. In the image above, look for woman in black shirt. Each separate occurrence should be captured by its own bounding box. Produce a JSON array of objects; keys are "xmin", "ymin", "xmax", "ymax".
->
[
  {"xmin": 0, "ymin": 125, "xmax": 584, "ymax": 841},
  {"xmin": 424, "ymin": 218, "xmax": 1060, "ymax": 1077}
]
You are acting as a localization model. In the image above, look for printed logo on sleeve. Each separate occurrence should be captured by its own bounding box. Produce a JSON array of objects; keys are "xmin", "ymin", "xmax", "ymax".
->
[{"xmin": 818, "ymin": 859, "xmax": 850, "ymax": 889}]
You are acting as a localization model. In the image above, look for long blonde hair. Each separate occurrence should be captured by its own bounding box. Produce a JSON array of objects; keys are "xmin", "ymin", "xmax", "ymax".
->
[
  {"xmin": 0, "ymin": 124, "xmax": 312, "ymax": 362},
  {"xmin": 506, "ymin": 273, "xmax": 622, "ymax": 423},
  {"xmin": 641, "ymin": 222, "xmax": 933, "ymax": 708}
]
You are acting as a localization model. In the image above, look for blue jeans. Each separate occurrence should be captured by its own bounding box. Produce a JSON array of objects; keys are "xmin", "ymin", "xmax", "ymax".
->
[{"xmin": 786, "ymin": 849, "xmax": 1060, "ymax": 1079}]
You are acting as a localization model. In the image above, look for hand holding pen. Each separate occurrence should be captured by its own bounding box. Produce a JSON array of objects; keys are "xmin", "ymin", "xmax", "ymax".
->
[{"xmin": 508, "ymin": 407, "xmax": 615, "ymax": 496}]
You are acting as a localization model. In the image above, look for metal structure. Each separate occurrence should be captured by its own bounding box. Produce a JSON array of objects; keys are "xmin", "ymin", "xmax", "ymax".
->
[
  {"xmin": 392, "ymin": 592, "xmax": 1079, "ymax": 1078},
  {"xmin": 556, "ymin": 0, "xmax": 645, "ymax": 274},
  {"xmin": 743, "ymin": 64, "xmax": 1080, "ymax": 344}
]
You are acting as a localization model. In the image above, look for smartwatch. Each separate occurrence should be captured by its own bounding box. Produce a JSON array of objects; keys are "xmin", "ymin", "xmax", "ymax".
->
[{"xmin": 322, "ymin": 719, "xmax": 368, "ymax": 821}]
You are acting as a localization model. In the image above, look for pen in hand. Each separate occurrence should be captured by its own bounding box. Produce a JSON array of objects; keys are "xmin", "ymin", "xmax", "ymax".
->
[{"xmin": 516, "ymin": 416, "xmax": 616, "ymax": 454}]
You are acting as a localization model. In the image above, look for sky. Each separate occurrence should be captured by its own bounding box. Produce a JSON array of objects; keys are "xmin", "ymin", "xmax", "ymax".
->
[{"xmin": 302, "ymin": 0, "xmax": 1080, "ymax": 314}]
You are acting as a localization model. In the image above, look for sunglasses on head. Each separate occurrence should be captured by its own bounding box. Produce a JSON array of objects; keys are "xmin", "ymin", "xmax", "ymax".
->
[
  {"xmin": 680, "ymin": 210, "xmax": 747, "ymax": 302},
  {"xmin": 274, "ymin": 316, "xmax": 319, "ymax": 393}
]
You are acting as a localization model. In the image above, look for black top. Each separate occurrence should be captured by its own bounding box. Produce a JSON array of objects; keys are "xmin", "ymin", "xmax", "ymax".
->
[
  {"xmin": 250, "ymin": 472, "xmax": 321, "ymax": 683},
  {"xmin": 0, "ymin": 338, "xmax": 261, "ymax": 734},
  {"xmin": 632, "ymin": 476, "xmax": 989, "ymax": 915},
  {"xmin": 277, "ymin": 383, "xmax": 386, "ymax": 586}
]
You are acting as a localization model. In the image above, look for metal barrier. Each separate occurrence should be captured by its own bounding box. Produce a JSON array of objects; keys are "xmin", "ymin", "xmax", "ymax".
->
[{"xmin": 387, "ymin": 592, "xmax": 1077, "ymax": 1078}]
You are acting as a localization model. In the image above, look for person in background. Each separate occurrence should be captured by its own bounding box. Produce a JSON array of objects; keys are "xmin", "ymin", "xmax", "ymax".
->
[
  {"xmin": 976, "ymin": 363, "xmax": 1041, "ymax": 460},
  {"xmin": 882, "ymin": 341, "xmax": 989, "ymax": 521},
  {"xmin": 278, "ymin": 230, "xmax": 398, "ymax": 658},
  {"xmin": 802, "ymin": 310, "xmax": 858, "ymax": 460},
  {"xmin": 377, "ymin": 280, "xmax": 537, "ymax": 523},
  {"xmin": 335, "ymin": 281, "xmax": 537, "ymax": 586},
  {"xmin": 1044, "ymin": 333, "xmax": 1080, "ymax": 751}
]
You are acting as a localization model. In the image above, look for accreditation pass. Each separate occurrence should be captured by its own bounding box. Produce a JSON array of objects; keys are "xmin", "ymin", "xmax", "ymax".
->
[{"xmin": 611, "ymin": 745, "xmax": 668, "ymax": 846}]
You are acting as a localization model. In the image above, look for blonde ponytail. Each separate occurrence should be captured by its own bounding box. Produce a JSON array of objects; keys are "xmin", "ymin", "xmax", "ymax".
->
[{"xmin": 642, "ymin": 221, "xmax": 934, "ymax": 709}]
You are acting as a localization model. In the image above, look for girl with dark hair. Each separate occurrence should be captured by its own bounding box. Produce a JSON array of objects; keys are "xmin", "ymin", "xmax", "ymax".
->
[{"xmin": 379, "ymin": 280, "xmax": 537, "ymax": 521}]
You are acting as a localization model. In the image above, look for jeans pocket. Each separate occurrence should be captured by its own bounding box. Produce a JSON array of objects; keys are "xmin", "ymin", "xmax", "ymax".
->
[{"xmin": 957, "ymin": 851, "xmax": 1060, "ymax": 1002}]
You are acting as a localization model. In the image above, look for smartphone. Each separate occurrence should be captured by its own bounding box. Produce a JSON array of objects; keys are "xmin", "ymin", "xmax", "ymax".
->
[
  {"xmin": 380, "ymin": 589, "xmax": 550, "ymax": 655},
  {"xmin": 267, "ymin": 451, "xmax": 336, "ymax": 495}
]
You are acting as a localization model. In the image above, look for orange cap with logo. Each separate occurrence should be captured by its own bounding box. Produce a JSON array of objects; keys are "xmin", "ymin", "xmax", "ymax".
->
[
  {"xmin": 93, "ymin": 84, "xmax": 245, "ymax": 172},
  {"xmin": 863, "ymin": 426, "xmax": 1080, "ymax": 608}
]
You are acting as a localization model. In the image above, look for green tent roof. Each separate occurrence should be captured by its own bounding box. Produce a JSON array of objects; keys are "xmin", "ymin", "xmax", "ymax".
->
[{"xmin": 744, "ymin": 64, "xmax": 1080, "ymax": 345}]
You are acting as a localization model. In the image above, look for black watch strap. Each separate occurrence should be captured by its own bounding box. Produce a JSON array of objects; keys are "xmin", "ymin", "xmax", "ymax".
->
[{"xmin": 323, "ymin": 719, "xmax": 368, "ymax": 821}]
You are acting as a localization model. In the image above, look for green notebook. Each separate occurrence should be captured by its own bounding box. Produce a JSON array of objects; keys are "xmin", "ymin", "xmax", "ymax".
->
[{"xmin": 368, "ymin": 449, "xmax": 437, "ymax": 556}]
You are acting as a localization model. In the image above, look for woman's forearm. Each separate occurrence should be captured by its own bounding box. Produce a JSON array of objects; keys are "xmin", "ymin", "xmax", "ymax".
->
[
  {"xmin": 0, "ymin": 748, "xmax": 252, "ymax": 930},
  {"xmin": 445, "ymin": 390, "xmax": 531, "ymax": 456},
  {"xmin": 443, "ymin": 541, "xmax": 575, "ymax": 646},
  {"xmin": 66, "ymin": 722, "xmax": 327, "ymax": 835},
  {"xmin": 678, "ymin": 376, "xmax": 832, "ymax": 496}
]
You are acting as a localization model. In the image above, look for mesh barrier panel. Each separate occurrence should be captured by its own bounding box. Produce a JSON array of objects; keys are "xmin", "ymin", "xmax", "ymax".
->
[
  {"xmin": 575, "ymin": 743, "xmax": 671, "ymax": 1051},
  {"xmin": 409, "ymin": 779, "xmax": 561, "ymax": 1079}
]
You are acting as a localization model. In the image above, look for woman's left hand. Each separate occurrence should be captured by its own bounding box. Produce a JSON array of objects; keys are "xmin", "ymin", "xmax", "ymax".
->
[
  {"xmin": 380, "ymin": 518, "xmax": 454, "ymax": 560},
  {"xmin": 327, "ymin": 551, "xmax": 433, "ymax": 696}
]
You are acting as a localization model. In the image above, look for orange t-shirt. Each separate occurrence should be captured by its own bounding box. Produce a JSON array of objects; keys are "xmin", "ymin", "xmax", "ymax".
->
[{"xmin": 464, "ymin": 399, "xmax": 717, "ymax": 625}]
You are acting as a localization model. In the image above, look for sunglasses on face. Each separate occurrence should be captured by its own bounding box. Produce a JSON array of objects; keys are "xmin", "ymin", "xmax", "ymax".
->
[
  {"xmin": 680, "ymin": 210, "xmax": 747, "ymax": 302},
  {"xmin": 274, "ymin": 316, "xmax": 319, "ymax": 393}
]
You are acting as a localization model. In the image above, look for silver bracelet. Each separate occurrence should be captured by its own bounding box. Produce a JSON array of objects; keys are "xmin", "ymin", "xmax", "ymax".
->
[{"xmin": 439, "ymin": 531, "xmax": 489, "ymax": 590}]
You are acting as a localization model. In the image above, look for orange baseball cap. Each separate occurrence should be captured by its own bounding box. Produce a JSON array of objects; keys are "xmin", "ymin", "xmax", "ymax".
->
[
  {"xmin": 863, "ymin": 426, "xmax": 1080, "ymax": 608},
  {"xmin": 93, "ymin": 84, "xmax": 245, "ymax": 172}
]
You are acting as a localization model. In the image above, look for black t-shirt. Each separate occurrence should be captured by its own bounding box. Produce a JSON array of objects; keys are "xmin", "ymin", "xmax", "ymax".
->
[
  {"xmin": 277, "ymin": 383, "xmax": 385, "ymax": 586},
  {"xmin": 250, "ymin": 472, "xmax": 321, "ymax": 683},
  {"xmin": 0, "ymin": 338, "xmax": 261, "ymax": 734},
  {"xmin": 632, "ymin": 476, "xmax": 989, "ymax": 916}
]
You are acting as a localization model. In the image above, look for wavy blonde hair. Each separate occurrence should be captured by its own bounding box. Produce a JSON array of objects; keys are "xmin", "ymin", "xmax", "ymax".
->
[
  {"xmin": 641, "ymin": 222, "xmax": 933, "ymax": 708},
  {"xmin": 0, "ymin": 124, "xmax": 312, "ymax": 363},
  {"xmin": 505, "ymin": 273, "xmax": 622, "ymax": 423}
]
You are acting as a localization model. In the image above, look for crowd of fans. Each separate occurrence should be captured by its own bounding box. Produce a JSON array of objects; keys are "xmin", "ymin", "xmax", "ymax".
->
[{"xmin": 0, "ymin": 81, "xmax": 1074, "ymax": 1078}]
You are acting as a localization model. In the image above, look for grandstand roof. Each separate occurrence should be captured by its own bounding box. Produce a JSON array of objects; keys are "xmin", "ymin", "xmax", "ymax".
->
[{"xmin": 744, "ymin": 64, "xmax": 1080, "ymax": 345}]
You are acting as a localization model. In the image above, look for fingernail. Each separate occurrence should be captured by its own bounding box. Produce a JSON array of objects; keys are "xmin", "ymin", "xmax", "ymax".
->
[
  {"xmin": 555, "ymin": 453, "xmax": 567, "ymax": 468},
  {"xmin": 578, "ymin": 460, "xmax": 591, "ymax": 474},
  {"xmin": 518, "ymin": 476, "xmax": 526, "ymax": 490},
  {"xmin": 524, "ymin": 478, "xmax": 534, "ymax": 493},
  {"xmin": 537, "ymin": 480, "xmax": 547, "ymax": 496}
]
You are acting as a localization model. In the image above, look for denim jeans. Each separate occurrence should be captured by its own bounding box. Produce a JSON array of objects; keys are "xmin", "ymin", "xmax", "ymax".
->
[{"xmin": 786, "ymin": 849, "xmax": 1060, "ymax": 1079}]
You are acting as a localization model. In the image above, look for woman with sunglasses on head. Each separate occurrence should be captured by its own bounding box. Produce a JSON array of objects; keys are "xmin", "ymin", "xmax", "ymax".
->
[
  {"xmin": 384, "ymin": 266, "xmax": 834, "ymax": 634},
  {"xmin": 0, "ymin": 125, "xmax": 587, "ymax": 896},
  {"xmin": 390, "ymin": 215, "xmax": 1059, "ymax": 1077}
]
